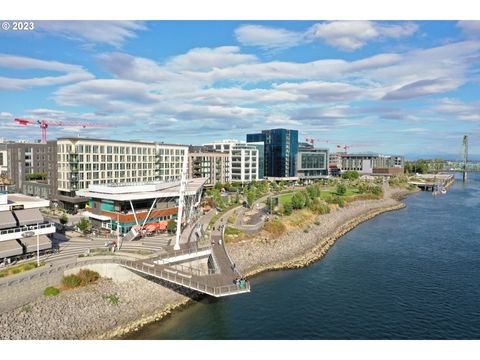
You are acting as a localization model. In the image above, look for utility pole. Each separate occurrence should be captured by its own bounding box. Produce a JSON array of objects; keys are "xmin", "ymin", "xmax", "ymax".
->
[
  {"xmin": 463, "ymin": 135, "xmax": 468, "ymax": 183},
  {"xmin": 174, "ymin": 148, "xmax": 189, "ymax": 250}
]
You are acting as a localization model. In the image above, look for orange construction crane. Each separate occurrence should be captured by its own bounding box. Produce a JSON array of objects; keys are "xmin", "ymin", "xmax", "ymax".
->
[{"xmin": 15, "ymin": 118, "xmax": 116, "ymax": 144}]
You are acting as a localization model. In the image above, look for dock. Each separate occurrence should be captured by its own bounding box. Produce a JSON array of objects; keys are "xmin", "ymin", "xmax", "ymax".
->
[{"xmin": 409, "ymin": 173, "xmax": 455, "ymax": 192}]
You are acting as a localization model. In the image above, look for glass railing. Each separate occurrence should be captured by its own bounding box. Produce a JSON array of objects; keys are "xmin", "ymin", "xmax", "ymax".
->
[{"xmin": 0, "ymin": 222, "xmax": 55, "ymax": 236}]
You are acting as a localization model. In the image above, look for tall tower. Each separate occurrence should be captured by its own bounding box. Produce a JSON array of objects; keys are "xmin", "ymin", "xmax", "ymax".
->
[{"xmin": 463, "ymin": 135, "xmax": 468, "ymax": 183}]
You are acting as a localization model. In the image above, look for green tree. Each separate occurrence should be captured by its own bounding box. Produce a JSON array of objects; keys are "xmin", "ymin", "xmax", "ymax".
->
[
  {"xmin": 234, "ymin": 191, "xmax": 240, "ymax": 204},
  {"xmin": 371, "ymin": 185, "xmax": 384, "ymax": 196},
  {"xmin": 246, "ymin": 188, "xmax": 256, "ymax": 207},
  {"xmin": 167, "ymin": 219, "xmax": 177, "ymax": 233},
  {"xmin": 291, "ymin": 192, "xmax": 307, "ymax": 209},
  {"xmin": 342, "ymin": 170, "xmax": 360, "ymax": 181},
  {"xmin": 76, "ymin": 218, "xmax": 91, "ymax": 233},
  {"xmin": 59, "ymin": 213, "xmax": 68, "ymax": 225},
  {"xmin": 336, "ymin": 183, "xmax": 347, "ymax": 196},
  {"xmin": 306, "ymin": 185, "xmax": 320, "ymax": 199},
  {"xmin": 283, "ymin": 201, "xmax": 293, "ymax": 215}
]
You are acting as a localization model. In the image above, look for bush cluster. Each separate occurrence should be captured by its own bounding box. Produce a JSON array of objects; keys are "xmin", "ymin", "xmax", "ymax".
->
[
  {"xmin": 263, "ymin": 220, "xmax": 286, "ymax": 237},
  {"xmin": 44, "ymin": 286, "xmax": 60, "ymax": 296},
  {"xmin": 61, "ymin": 269, "xmax": 100, "ymax": 289}
]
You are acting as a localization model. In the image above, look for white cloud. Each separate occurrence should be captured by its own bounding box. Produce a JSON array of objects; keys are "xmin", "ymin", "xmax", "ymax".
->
[
  {"xmin": 275, "ymin": 81, "xmax": 366, "ymax": 102},
  {"xmin": 0, "ymin": 54, "xmax": 94, "ymax": 90},
  {"xmin": 457, "ymin": 21, "xmax": 480, "ymax": 37},
  {"xmin": 166, "ymin": 46, "xmax": 257, "ymax": 71},
  {"xmin": 307, "ymin": 21, "xmax": 419, "ymax": 51},
  {"xmin": 35, "ymin": 21, "xmax": 147, "ymax": 47},
  {"xmin": 235, "ymin": 25, "xmax": 305, "ymax": 50}
]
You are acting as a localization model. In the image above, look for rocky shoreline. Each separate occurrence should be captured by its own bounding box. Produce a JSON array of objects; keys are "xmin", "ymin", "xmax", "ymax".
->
[{"xmin": 0, "ymin": 187, "xmax": 415, "ymax": 340}]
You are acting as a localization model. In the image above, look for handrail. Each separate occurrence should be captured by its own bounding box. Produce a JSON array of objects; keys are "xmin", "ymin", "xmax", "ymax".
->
[{"xmin": 0, "ymin": 222, "xmax": 56, "ymax": 236}]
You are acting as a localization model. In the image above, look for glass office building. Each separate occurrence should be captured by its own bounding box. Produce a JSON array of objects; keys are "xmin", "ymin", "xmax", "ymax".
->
[{"xmin": 247, "ymin": 129, "xmax": 298, "ymax": 178}]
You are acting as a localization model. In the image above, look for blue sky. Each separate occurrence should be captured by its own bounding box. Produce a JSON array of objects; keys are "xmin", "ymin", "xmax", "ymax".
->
[{"xmin": 1, "ymin": 20, "xmax": 480, "ymax": 159}]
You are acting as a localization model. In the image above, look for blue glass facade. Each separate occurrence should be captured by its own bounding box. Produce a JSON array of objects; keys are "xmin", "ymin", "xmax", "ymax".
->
[{"xmin": 247, "ymin": 129, "xmax": 298, "ymax": 178}]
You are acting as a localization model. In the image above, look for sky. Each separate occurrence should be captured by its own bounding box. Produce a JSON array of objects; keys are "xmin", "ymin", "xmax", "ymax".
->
[{"xmin": 1, "ymin": 20, "xmax": 480, "ymax": 159}]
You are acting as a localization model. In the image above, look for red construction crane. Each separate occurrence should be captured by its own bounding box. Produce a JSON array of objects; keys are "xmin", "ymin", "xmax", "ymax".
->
[
  {"xmin": 336, "ymin": 143, "xmax": 373, "ymax": 155},
  {"xmin": 305, "ymin": 138, "xmax": 336, "ymax": 147},
  {"xmin": 15, "ymin": 118, "xmax": 116, "ymax": 144}
]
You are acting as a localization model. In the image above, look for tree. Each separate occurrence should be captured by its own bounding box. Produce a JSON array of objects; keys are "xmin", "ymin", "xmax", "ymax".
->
[
  {"xmin": 342, "ymin": 170, "xmax": 360, "ymax": 181},
  {"xmin": 291, "ymin": 192, "xmax": 307, "ymax": 209},
  {"xmin": 306, "ymin": 185, "xmax": 320, "ymax": 199},
  {"xmin": 76, "ymin": 218, "xmax": 91, "ymax": 234},
  {"xmin": 371, "ymin": 185, "xmax": 384, "ymax": 196},
  {"xmin": 283, "ymin": 201, "xmax": 293, "ymax": 215},
  {"xmin": 167, "ymin": 219, "xmax": 177, "ymax": 233},
  {"xmin": 246, "ymin": 188, "xmax": 256, "ymax": 207},
  {"xmin": 234, "ymin": 191, "xmax": 240, "ymax": 204},
  {"xmin": 265, "ymin": 197, "xmax": 276, "ymax": 213},
  {"xmin": 59, "ymin": 213, "xmax": 68, "ymax": 225},
  {"xmin": 336, "ymin": 183, "xmax": 347, "ymax": 196}
]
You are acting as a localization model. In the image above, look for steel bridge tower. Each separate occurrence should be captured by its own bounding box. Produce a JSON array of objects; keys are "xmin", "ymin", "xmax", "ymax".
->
[{"xmin": 462, "ymin": 135, "xmax": 468, "ymax": 183}]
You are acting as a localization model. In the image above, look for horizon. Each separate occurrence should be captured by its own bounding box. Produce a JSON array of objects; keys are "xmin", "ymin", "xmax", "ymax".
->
[{"xmin": 1, "ymin": 20, "xmax": 479, "ymax": 159}]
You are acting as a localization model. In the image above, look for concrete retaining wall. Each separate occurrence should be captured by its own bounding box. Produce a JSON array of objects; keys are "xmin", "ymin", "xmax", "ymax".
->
[{"xmin": 64, "ymin": 263, "xmax": 140, "ymax": 283}]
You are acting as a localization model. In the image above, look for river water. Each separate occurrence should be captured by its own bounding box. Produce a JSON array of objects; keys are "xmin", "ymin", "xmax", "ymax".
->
[{"xmin": 127, "ymin": 173, "xmax": 480, "ymax": 340}]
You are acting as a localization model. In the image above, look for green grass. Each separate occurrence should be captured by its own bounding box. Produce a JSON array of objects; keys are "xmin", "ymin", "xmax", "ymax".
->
[
  {"xmin": 0, "ymin": 261, "xmax": 44, "ymax": 278},
  {"xmin": 103, "ymin": 293, "xmax": 119, "ymax": 306},
  {"xmin": 277, "ymin": 193, "xmax": 294, "ymax": 205},
  {"xmin": 44, "ymin": 286, "xmax": 60, "ymax": 296}
]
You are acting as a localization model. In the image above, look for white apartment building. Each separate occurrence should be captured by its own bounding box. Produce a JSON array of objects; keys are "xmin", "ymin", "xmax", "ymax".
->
[
  {"xmin": 56, "ymin": 138, "xmax": 187, "ymax": 211},
  {"xmin": 203, "ymin": 140, "xmax": 259, "ymax": 183},
  {"xmin": 0, "ymin": 144, "xmax": 7, "ymax": 176}
]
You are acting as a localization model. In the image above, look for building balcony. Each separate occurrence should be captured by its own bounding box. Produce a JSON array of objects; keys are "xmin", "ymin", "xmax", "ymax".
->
[{"xmin": 0, "ymin": 222, "xmax": 56, "ymax": 242}]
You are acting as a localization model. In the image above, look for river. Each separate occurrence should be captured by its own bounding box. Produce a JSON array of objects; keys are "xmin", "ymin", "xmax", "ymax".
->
[{"xmin": 126, "ymin": 173, "xmax": 480, "ymax": 340}]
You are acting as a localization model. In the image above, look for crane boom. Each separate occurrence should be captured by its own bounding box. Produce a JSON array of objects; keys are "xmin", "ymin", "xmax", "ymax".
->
[{"xmin": 14, "ymin": 117, "xmax": 116, "ymax": 144}]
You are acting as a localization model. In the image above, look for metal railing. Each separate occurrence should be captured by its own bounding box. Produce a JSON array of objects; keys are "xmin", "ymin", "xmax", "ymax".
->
[
  {"xmin": 150, "ymin": 244, "xmax": 211, "ymax": 262},
  {"xmin": 0, "ymin": 222, "xmax": 55, "ymax": 236}
]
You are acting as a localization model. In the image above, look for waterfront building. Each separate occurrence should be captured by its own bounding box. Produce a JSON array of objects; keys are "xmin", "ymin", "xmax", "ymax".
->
[
  {"xmin": 203, "ymin": 140, "xmax": 259, "ymax": 183},
  {"xmin": 56, "ymin": 138, "xmax": 187, "ymax": 212},
  {"xmin": 341, "ymin": 153, "xmax": 405, "ymax": 174},
  {"xmin": 247, "ymin": 128, "xmax": 298, "ymax": 178},
  {"xmin": 0, "ymin": 192, "xmax": 55, "ymax": 261},
  {"xmin": 7, "ymin": 141, "xmax": 58, "ymax": 200},
  {"xmin": 188, "ymin": 148, "xmax": 229, "ymax": 187},
  {"xmin": 296, "ymin": 146, "xmax": 329, "ymax": 180},
  {"xmin": 76, "ymin": 178, "xmax": 205, "ymax": 234},
  {"xmin": 246, "ymin": 142, "xmax": 265, "ymax": 179}
]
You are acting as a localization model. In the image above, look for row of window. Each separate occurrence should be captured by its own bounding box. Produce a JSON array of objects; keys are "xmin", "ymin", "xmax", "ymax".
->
[{"xmin": 58, "ymin": 144, "xmax": 186, "ymax": 156}]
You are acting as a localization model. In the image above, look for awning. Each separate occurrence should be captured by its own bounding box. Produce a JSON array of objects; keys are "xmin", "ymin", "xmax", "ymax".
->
[
  {"xmin": 0, "ymin": 211, "xmax": 17, "ymax": 230},
  {"xmin": 20, "ymin": 235, "xmax": 52, "ymax": 253},
  {"xmin": 158, "ymin": 220, "xmax": 168, "ymax": 230},
  {"xmin": 14, "ymin": 208, "xmax": 44, "ymax": 226},
  {"xmin": 82, "ymin": 211, "xmax": 112, "ymax": 222},
  {"xmin": 0, "ymin": 240, "xmax": 23, "ymax": 258}
]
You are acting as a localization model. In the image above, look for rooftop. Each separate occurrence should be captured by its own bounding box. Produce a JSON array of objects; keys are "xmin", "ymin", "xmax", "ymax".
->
[
  {"xmin": 76, "ymin": 178, "xmax": 206, "ymax": 201},
  {"xmin": 0, "ymin": 193, "xmax": 50, "ymax": 211},
  {"xmin": 57, "ymin": 137, "xmax": 187, "ymax": 147}
]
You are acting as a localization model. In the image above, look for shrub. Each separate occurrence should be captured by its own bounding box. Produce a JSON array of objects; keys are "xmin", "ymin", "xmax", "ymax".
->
[
  {"xmin": 309, "ymin": 198, "xmax": 331, "ymax": 214},
  {"xmin": 59, "ymin": 213, "xmax": 68, "ymax": 225},
  {"xmin": 336, "ymin": 183, "xmax": 347, "ymax": 196},
  {"xmin": 326, "ymin": 195, "xmax": 345, "ymax": 208},
  {"xmin": 283, "ymin": 201, "xmax": 293, "ymax": 215},
  {"xmin": 76, "ymin": 217, "xmax": 91, "ymax": 233},
  {"xmin": 77, "ymin": 269, "xmax": 100, "ymax": 286},
  {"xmin": 103, "ymin": 293, "xmax": 119, "ymax": 306},
  {"xmin": 44, "ymin": 286, "xmax": 60, "ymax": 296},
  {"xmin": 342, "ymin": 170, "xmax": 360, "ymax": 180},
  {"xmin": 371, "ymin": 185, "xmax": 384, "ymax": 196},
  {"xmin": 263, "ymin": 220, "xmax": 286, "ymax": 237},
  {"xmin": 291, "ymin": 192, "xmax": 307, "ymax": 209},
  {"xmin": 167, "ymin": 219, "xmax": 177, "ymax": 233},
  {"xmin": 62, "ymin": 274, "xmax": 82, "ymax": 289},
  {"xmin": 314, "ymin": 221, "xmax": 321, "ymax": 226}
]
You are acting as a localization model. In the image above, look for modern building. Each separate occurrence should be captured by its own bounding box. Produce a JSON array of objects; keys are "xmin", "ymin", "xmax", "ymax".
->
[
  {"xmin": 7, "ymin": 141, "xmax": 58, "ymax": 200},
  {"xmin": 188, "ymin": 148, "xmax": 229, "ymax": 187},
  {"xmin": 56, "ymin": 138, "xmax": 188, "ymax": 212},
  {"xmin": 0, "ymin": 192, "xmax": 55, "ymax": 261},
  {"xmin": 76, "ymin": 178, "xmax": 205, "ymax": 234},
  {"xmin": 328, "ymin": 152, "xmax": 343, "ymax": 176},
  {"xmin": 247, "ymin": 128, "xmax": 298, "ymax": 178},
  {"xmin": 0, "ymin": 143, "xmax": 7, "ymax": 176},
  {"xmin": 203, "ymin": 140, "xmax": 259, "ymax": 183},
  {"xmin": 296, "ymin": 146, "xmax": 329, "ymax": 180},
  {"xmin": 246, "ymin": 142, "xmax": 264, "ymax": 179},
  {"xmin": 341, "ymin": 153, "xmax": 405, "ymax": 174}
]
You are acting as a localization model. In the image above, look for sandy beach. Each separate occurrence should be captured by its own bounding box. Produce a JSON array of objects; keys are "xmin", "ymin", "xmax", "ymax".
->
[{"xmin": 0, "ymin": 187, "xmax": 415, "ymax": 340}]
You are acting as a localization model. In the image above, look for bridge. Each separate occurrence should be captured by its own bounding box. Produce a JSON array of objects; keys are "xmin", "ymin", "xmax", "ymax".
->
[{"xmin": 120, "ymin": 227, "xmax": 250, "ymax": 297}]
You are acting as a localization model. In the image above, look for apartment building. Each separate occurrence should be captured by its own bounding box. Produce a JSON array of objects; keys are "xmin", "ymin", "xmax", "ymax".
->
[
  {"xmin": 7, "ymin": 141, "xmax": 58, "ymax": 200},
  {"xmin": 0, "ymin": 143, "xmax": 7, "ymax": 176},
  {"xmin": 341, "ymin": 153, "xmax": 405, "ymax": 174},
  {"xmin": 56, "ymin": 138, "xmax": 187, "ymax": 212},
  {"xmin": 188, "ymin": 148, "xmax": 229, "ymax": 187},
  {"xmin": 203, "ymin": 140, "xmax": 259, "ymax": 183}
]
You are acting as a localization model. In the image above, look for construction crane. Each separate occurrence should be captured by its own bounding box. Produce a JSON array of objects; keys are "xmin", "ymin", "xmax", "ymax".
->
[
  {"xmin": 15, "ymin": 118, "xmax": 115, "ymax": 144},
  {"xmin": 305, "ymin": 138, "xmax": 336, "ymax": 147},
  {"xmin": 336, "ymin": 143, "xmax": 373, "ymax": 155}
]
